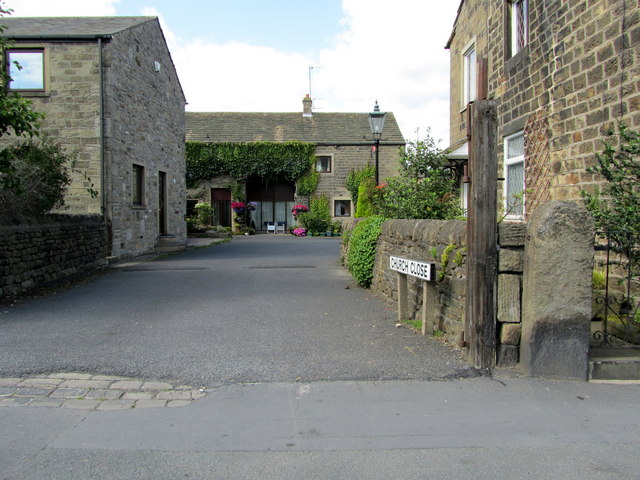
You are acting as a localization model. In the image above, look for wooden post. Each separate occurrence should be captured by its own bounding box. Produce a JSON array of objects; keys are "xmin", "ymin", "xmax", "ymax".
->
[
  {"xmin": 397, "ymin": 272, "xmax": 408, "ymax": 322},
  {"xmin": 465, "ymin": 100, "xmax": 498, "ymax": 370}
]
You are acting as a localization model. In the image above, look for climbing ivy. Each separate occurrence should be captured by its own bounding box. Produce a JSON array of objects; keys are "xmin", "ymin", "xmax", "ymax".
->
[
  {"xmin": 186, "ymin": 141, "xmax": 316, "ymax": 188},
  {"xmin": 295, "ymin": 156, "xmax": 320, "ymax": 195}
]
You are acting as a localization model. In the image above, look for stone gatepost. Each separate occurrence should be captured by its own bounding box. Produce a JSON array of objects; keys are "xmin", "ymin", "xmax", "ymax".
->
[{"xmin": 520, "ymin": 201, "xmax": 594, "ymax": 379}]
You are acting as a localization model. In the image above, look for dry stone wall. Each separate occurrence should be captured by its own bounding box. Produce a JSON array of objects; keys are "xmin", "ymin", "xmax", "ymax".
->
[
  {"xmin": 0, "ymin": 215, "xmax": 108, "ymax": 298},
  {"xmin": 362, "ymin": 219, "xmax": 525, "ymax": 367}
]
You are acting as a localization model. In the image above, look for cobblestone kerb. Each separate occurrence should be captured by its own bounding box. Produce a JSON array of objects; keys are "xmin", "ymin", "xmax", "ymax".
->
[{"xmin": 0, "ymin": 373, "xmax": 206, "ymax": 410}]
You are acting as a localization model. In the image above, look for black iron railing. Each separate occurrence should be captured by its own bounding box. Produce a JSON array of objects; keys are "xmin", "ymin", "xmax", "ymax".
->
[{"xmin": 592, "ymin": 231, "xmax": 640, "ymax": 347}]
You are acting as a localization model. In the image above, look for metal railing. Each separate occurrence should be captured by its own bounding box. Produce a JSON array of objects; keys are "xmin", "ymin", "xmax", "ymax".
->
[{"xmin": 592, "ymin": 231, "xmax": 640, "ymax": 347}]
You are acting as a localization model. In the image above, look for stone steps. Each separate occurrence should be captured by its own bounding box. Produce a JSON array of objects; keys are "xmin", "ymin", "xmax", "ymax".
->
[{"xmin": 589, "ymin": 347, "xmax": 640, "ymax": 383}]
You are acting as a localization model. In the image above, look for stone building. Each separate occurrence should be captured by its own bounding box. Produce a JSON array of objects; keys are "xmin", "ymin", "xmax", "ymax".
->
[
  {"xmin": 445, "ymin": 0, "xmax": 639, "ymax": 221},
  {"xmin": 185, "ymin": 97, "xmax": 405, "ymax": 230},
  {"xmin": 1, "ymin": 17, "xmax": 187, "ymax": 258}
]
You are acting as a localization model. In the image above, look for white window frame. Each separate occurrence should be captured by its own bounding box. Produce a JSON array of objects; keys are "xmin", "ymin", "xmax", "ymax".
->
[
  {"xmin": 315, "ymin": 154, "xmax": 333, "ymax": 174},
  {"xmin": 509, "ymin": 0, "xmax": 529, "ymax": 57},
  {"xmin": 462, "ymin": 39, "xmax": 477, "ymax": 108},
  {"xmin": 503, "ymin": 131, "xmax": 525, "ymax": 220}
]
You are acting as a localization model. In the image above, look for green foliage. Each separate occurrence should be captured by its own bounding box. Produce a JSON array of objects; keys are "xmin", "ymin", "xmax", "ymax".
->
[
  {"xmin": 438, "ymin": 243, "xmax": 458, "ymax": 281},
  {"xmin": 346, "ymin": 164, "xmax": 375, "ymax": 207},
  {"xmin": 453, "ymin": 247, "xmax": 466, "ymax": 265},
  {"xmin": 194, "ymin": 202, "xmax": 213, "ymax": 226},
  {"xmin": 186, "ymin": 141, "xmax": 316, "ymax": 188},
  {"xmin": 592, "ymin": 268, "xmax": 606, "ymax": 290},
  {"xmin": 298, "ymin": 194, "xmax": 331, "ymax": 234},
  {"xmin": 373, "ymin": 132, "xmax": 462, "ymax": 220},
  {"xmin": 355, "ymin": 177, "xmax": 376, "ymax": 218},
  {"xmin": 226, "ymin": 181, "xmax": 245, "ymax": 202},
  {"xmin": 0, "ymin": 140, "xmax": 77, "ymax": 216},
  {"xmin": 295, "ymin": 156, "xmax": 320, "ymax": 196},
  {"xmin": 581, "ymin": 122, "xmax": 640, "ymax": 273},
  {"xmin": 429, "ymin": 247, "xmax": 438, "ymax": 259},
  {"xmin": 310, "ymin": 193, "xmax": 331, "ymax": 223},
  {"xmin": 0, "ymin": 5, "xmax": 44, "ymax": 139},
  {"xmin": 347, "ymin": 215, "xmax": 385, "ymax": 287}
]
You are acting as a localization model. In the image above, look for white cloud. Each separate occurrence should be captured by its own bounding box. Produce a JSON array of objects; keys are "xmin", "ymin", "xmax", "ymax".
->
[
  {"xmin": 7, "ymin": 0, "xmax": 461, "ymax": 144},
  {"xmin": 312, "ymin": 0, "xmax": 459, "ymax": 144},
  {"xmin": 176, "ymin": 0, "xmax": 459, "ymax": 144},
  {"xmin": 9, "ymin": 0, "xmax": 120, "ymax": 16},
  {"xmin": 176, "ymin": 40, "xmax": 312, "ymax": 112}
]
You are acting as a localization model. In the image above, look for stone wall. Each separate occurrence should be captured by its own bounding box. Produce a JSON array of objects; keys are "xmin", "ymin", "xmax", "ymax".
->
[
  {"xmin": 362, "ymin": 219, "xmax": 525, "ymax": 366},
  {"xmin": 0, "ymin": 215, "xmax": 108, "ymax": 298},
  {"xmin": 103, "ymin": 19, "xmax": 187, "ymax": 258},
  {"xmin": 348, "ymin": 207, "xmax": 593, "ymax": 378}
]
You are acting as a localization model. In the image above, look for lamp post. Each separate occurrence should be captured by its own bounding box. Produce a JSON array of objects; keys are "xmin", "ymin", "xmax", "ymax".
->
[{"xmin": 368, "ymin": 101, "xmax": 387, "ymax": 186}]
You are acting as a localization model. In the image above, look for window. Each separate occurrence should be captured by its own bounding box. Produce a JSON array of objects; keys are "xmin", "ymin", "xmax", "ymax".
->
[
  {"xmin": 509, "ymin": 0, "xmax": 528, "ymax": 57},
  {"xmin": 6, "ymin": 48, "xmax": 45, "ymax": 90},
  {"xmin": 316, "ymin": 155, "xmax": 332, "ymax": 173},
  {"xmin": 132, "ymin": 164, "xmax": 145, "ymax": 206},
  {"xmin": 463, "ymin": 43, "xmax": 477, "ymax": 106},
  {"xmin": 504, "ymin": 132, "xmax": 525, "ymax": 219},
  {"xmin": 334, "ymin": 199, "xmax": 351, "ymax": 217}
]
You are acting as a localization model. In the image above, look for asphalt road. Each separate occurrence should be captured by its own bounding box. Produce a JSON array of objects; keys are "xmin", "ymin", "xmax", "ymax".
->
[
  {"xmin": 2, "ymin": 235, "xmax": 640, "ymax": 479},
  {"xmin": 0, "ymin": 235, "xmax": 475, "ymax": 386}
]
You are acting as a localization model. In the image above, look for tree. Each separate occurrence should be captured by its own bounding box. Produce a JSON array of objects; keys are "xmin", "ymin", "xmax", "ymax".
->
[
  {"xmin": 581, "ymin": 122, "xmax": 640, "ymax": 270},
  {"xmin": 373, "ymin": 130, "xmax": 463, "ymax": 220},
  {"xmin": 0, "ymin": 141, "xmax": 76, "ymax": 216}
]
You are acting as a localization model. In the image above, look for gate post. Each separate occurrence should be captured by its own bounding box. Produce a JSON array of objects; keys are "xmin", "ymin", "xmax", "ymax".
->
[{"xmin": 465, "ymin": 100, "xmax": 498, "ymax": 370}]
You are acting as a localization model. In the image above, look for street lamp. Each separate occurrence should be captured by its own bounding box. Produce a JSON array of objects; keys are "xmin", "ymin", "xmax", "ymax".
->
[{"xmin": 368, "ymin": 100, "xmax": 386, "ymax": 185}]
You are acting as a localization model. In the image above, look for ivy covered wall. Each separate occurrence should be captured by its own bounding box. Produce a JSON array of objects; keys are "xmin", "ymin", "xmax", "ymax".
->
[{"xmin": 186, "ymin": 141, "xmax": 316, "ymax": 188}]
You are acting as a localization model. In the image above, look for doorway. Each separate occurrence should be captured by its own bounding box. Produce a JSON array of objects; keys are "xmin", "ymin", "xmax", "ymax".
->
[
  {"xmin": 246, "ymin": 179, "xmax": 296, "ymax": 231},
  {"xmin": 158, "ymin": 171, "xmax": 167, "ymax": 235},
  {"xmin": 211, "ymin": 188, "xmax": 232, "ymax": 228}
]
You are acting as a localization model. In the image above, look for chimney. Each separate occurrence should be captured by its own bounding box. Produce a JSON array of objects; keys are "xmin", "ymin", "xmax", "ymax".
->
[{"xmin": 303, "ymin": 94, "xmax": 313, "ymax": 117}]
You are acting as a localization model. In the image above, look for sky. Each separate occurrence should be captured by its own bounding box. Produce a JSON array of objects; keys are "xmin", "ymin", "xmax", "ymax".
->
[{"xmin": 8, "ymin": 0, "xmax": 461, "ymax": 145}]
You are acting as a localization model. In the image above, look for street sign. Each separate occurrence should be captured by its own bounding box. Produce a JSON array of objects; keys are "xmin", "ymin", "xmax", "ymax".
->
[{"xmin": 389, "ymin": 256, "xmax": 435, "ymax": 282}]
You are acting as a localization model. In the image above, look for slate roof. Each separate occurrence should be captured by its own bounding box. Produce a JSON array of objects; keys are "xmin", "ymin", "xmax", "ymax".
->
[
  {"xmin": 0, "ymin": 17, "xmax": 156, "ymax": 38},
  {"xmin": 186, "ymin": 112, "xmax": 406, "ymax": 146}
]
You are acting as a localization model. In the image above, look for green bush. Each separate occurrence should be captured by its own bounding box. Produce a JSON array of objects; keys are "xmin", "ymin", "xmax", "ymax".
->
[
  {"xmin": 299, "ymin": 194, "xmax": 332, "ymax": 234},
  {"xmin": 346, "ymin": 164, "xmax": 375, "ymax": 207},
  {"xmin": 373, "ymin": 132, "xmax": 462, "ymax": 220},
  {"xmin": 355, "ymin": 177, "xmax": 376, "ymax": 217},
  {"xmin": 194, "ymin": 202, "xmax": 214, "ymax": 226},
  {"xmin": 347, "ymin": 215, "xmax": 385, "ymax": 287},
  {"xmin": 310, "ymin": 193, "xmax": 331, "ymax": 222},
  {"xmin": 0, "ymin": 140, "xmax": 78, "ymax": 216}
]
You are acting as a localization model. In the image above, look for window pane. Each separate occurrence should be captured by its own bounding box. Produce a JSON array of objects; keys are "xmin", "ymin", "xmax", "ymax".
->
[
  {"xmin": 132, "ymin": 165, "xmax": 144, "ymax": 205},
  {"xmin": 8, "ymin": 50, "xmax": 44, "ymax": 89},
  {"xmin": 464, "ymin": 46, "xmax": 476, "ymax": 104},
  {"xmin": 506, "ymin": 161, "xmax": 524, "ymax": 216},
  {"xmin": 334, "ymin": 200, "xmax": 351, "ymax": 217},
  {"xmin": 507, "ymin": 133, "xmax": 524, "ymax": 159},
  {"xmin": 316, "ymin": 156, "xmax": 331, "ymax": 173}
]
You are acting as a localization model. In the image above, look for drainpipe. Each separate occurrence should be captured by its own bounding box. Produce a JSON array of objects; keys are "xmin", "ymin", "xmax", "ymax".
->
[{"xmin": 98, "ymin": 37, "xmax": 105, "ymax": 216}]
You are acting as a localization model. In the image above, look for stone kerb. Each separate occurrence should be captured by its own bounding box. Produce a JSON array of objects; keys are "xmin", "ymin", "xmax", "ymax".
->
[{"xmin": 520, "ymin": 201, "xmax": 595, "ymax": 380}]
